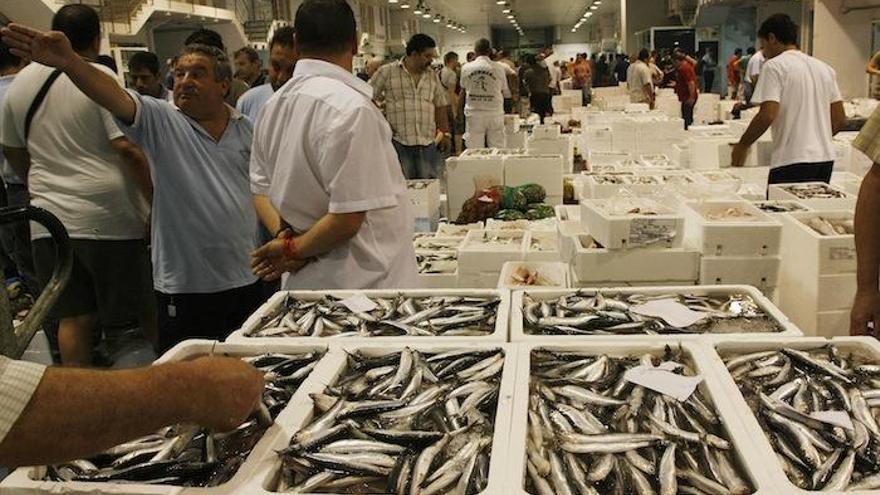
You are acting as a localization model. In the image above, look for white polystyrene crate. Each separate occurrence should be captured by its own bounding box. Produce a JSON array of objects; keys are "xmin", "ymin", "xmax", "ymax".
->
[
  {"xmin": 510, "ymin": 285, "xmax": 800, "ymax": 343},
  {"xmin": 416, "ymin": 249, "xmax": 459, "ymax": 289},
  {"xmin": 526, "ymin": 135, "xmax": 574, "ymax": 172},
  {"xmin": 2, "ymin": 340, "xmax": 331, "ymax": 495},
  {"xmin": 779, "ymin": 210, "xmax": 856, "ymax": 277},
  {"xmin": 707, "ymin": 337, "xmax": 880, "ymax": 494},
  {"xmin": 413, "ymin": 235, "xmax": 464, "ymax": 251},
  {"xmin": 524, "ymin": 229, "xmax": 560, "ymax": 262},
  {"xmin": 570, "ymin": 234, "xmax": 699, "ymax": 283},
  {"xmin": 226, "ymin": 289, "xmax": 509, "ymax": 344},
  {"xmin": 503, "ymin": 154, "xmax": 564, "ymax": 198},
  {"xmin": 531, "ymin": 124, "xmax": 561, "ymax": 139},
  {"xmin": 498, "ymin": 261, "xmax": 569, "ymax": 289},
  {"xmin": 243, "ymin": 343, "xmax": 517, "ymax": 495},
  {"xmin": 699, "ymin": 255, "xmax": 781, "ymax": 289},
  {"xmin": 554, "ymin": 204, "xmax": 580, "ymax": 233},
  {"xmin": 407, "ymin": 179, "xmax": 440, "ymax": 216},
  {"xmin": 445, "ymin": 155, "xmax": 505, "ymax": 220},
  {"xmin": 682, "ymin": 200, "xmax": 782, "ymax": 256},
  {"xmin": 584, "ymin": 175, "xmax": 665, "ymax": 200},
  {"xmin": 458, "ymin": 229, "xmax": 528, "ymax": 275},
  {"xmin": 504, "ymin": 130, "xmax": 526, "ymax": 149},
  {"xmin": 836, "ymin": 180, "xmax": 861, "ymax": 196},
  {"xmin": 688, "ymin": 134, "xmax": 740, "ymax": 169},
  {"xmin": 768, "ymin": 182, "xmax": 856, "ymax": 211},
  {"xmin": 507, "ymin": 340, "xmax": 779, "ymax": 495},
  {"xmin": 583, "ymin": 125, "xmax": 613, "ymax": 152},
  {"xmin": 580, "ymin": 198, "xmax": 686, "ymax": 249},
  {"xmin": 587, "ymin": 150, "xmax": 631, "ymax": 167},
  {"xmin": 671, "ymin": 143, "xmax": 691, "ymax": 167},
  {"xmin": 435, "ymin": 222, "xmax": 484, "ymax": 237},
  {"xmin": 751, "ymin": 200, "xmax": 812, "ymax": 215}
]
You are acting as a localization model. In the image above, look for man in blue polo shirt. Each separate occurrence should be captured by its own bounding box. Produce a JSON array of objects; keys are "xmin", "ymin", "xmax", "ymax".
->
[{"xmin": 1, "ymin": 25, "xmax": 263, "ymax": 351}]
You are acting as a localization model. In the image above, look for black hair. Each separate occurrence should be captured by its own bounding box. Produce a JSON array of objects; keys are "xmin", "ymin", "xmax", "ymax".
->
[
  {"xmin": 748, "ymin": 47, "xmax": 756, "ymax": 55},
  {"xmin": 52, "ymin": 4, "xmax": 100, "ymax": 52},
  {"xmin": 96, "ymin": 54, "xmax": 117, "ymax": 74},
  {"xmin": 128, "ymin": 51, "xmax": 160, "ymax": 75},
  {"xmin": 270, "ymin": 26, "xmax": 296, "ymax": 50},
  {"xmin": 234, "ymin": 46, "xmax": 260, "ymax": 62},
  {"xmin": 294, "ymin": 0, "xmax": 356, "ymax": 56},
  {"xmin": 524, "ymin": 53, "xmax": 536, "ymax": 66},
  {"xmin": 0, "ymin": 40, "xmax": 21, "ymax": 71},
  {"xmin": 185, "ymin": 29, "xmax": 225, "ymax": 51},
  {"xmin": 406, "ymin": 34, "xmax": 436, "ymax": 56},
  {"xmin": 474, "ymin": 38, "xmax": 491, "ymax": 56},
  {"xmin": 638, "ymin": 49, "xmax": 649, "ymax": 62},
  {"xmin": 758, "ymin": 13, "xmax": 798, "ymax": 45},
  {"xmin": 734, "ymin": 48, "xmax": 743, "ymax": 55},
  {"xmin": 443, "ymin": 51, "xmax": 458, "ymax": 64}
]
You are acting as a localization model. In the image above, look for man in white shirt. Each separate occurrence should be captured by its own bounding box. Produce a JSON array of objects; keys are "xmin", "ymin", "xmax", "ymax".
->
[
  {"xmin": 459, "ymin": 38, "xmax": 510, "ymax": 149},
  {"xmin": 248, "ymin": 0, "xmax": 418, "ymax": 290},
  {"xmin": 731, "ymin": 14, "xmax": 846, "ymax": 186},
  {"xmin": 439, "ymin": 51, "xmax": 464, "ymax": 155},
  {"xmin": 0, "ymin": 5, "xmax": 153, "ymax": 366},
  {"xmin": 549, "ymin": 60, "xmax": 562, "ymax": 94},
  {"xmin": 628, "ymin": 49, "xmax": 655, "ymax": 109},
  {"xmin": 747, "ymin": 49, "xmax": 765, "ymax": 88}
]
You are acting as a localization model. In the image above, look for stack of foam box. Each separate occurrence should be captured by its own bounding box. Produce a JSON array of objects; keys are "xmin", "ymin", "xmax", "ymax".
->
[
  {"xmin": 694, "ymin": 92, "xmax": 721, "ymax": 125},
  {"xmin": 632, "ymin": 115, "xmax": 687, "ymax": 154},
  {"xmin": 457, "ymin": 229, "xmax": 528, "ymax": 288},
  {"xmin": 567, "ymin": 198, "xmax": 699, "ymax": 287},
  {"xmin": 503, "ymin": 114, "xmax": 526, "ymax": 148},
  {"xmin": 407, "ymin": 179, "xmax": 440, "ymax": 233},
  {"xmin": 778, "ymin": 210, "xmax": 856, "ymax": 337},
  {"xmin": 681, "ymin": 200, "xmax": 782, "ymax": 295},
  {"xmin": 526, "ymin": 134, "xmax": 574, "ymax": 172},
  {"xmin": 444, "ymin": 149, "xmax": 505, "ymax": 220},
  {"xmin": 655, "ymin": 90, "xmax": 681, "ymax": 119}
]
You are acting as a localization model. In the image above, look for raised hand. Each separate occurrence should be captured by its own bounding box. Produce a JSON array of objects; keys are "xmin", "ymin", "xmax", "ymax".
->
[{"xmin": 1, "ymin": 23, "xmax": 77, "ymax": 70}]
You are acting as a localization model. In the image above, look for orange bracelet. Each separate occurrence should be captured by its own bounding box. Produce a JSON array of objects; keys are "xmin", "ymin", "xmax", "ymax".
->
[{"xmin": 283, "ymin": 237, "xmax": 299, "ymax": 260}]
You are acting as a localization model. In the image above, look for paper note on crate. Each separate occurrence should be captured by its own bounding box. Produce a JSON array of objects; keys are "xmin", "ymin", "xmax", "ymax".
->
[
  {"xmin": 810, "ymin": 410, "xmax": 854, "ymax": 431},
  {"xmin": 630, "ymin": 298, "xmax": 708, "ymax": 328},
  {"xmin": 340, "ymin": 294, "xmax": 378, "ymax": 313},
  {"xmin": 624, "ymin": 362, "xmax": 703, "ymax": 401}
]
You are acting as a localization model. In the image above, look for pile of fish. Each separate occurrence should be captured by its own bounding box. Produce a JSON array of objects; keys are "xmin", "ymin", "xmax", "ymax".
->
[
  {"xmin": 273, "ymin": 347, "xmax": 504, "ymax": 493},
  {"xmin": 529, "ymin": 235, "xmax": 557, "ymax": 253},
  {"xmin": 805, "ymin": 216, "xmax": 855, "ymax": 236},
  {"xmin": 603, "ymin": 198, "xmax": 669, "ymax": 217},
  {"xmin": 593, "ymin": 175, "xmax": 629, "ymax": 185},
  {"xmin": 781, "ymin": 183, "xmax": 848, "ymax": 199},
  {"xmin": 407, "ymin": 181, "xmax": 434, "ymax": 191},
  {"xmin": 699, "ymin": 172, "xmax": 738, "ymax": 183},
  {"xmin": 436, "ymin": 223, "xmax": 482, "ymax": 237},
  {"xmin": 724, "ymin": 345, "xmax": 880, "ymax": 491},
  {"xmin": 465, "ymin": 232, "xmax": 524, "ymax": 249},
  {"xmin": 754, "ymin": 201, "xmax": 808, "ymax": 214},
  {"xmin": 247, "ymin": 294, "xmax": 500, "ymax": 338},
  {"xmin": 413, "ymin": 237, "xmax": 463, "ymax": 251},
  {"xmin": 702, "ymin": 207, "xmax": 756, "ymax": 222},
  {"xmin": 416, "ymin": 252, "xmax": 457, "ymax": 275},
  {"xmin": 522, "ymin": 291, "xmax": 783, "ymax": 336},
  {"xmin": 525, "ymin": 347, "xmax": 752, "ymax": 495},
  {"xmin": 46, "ymin": 351, "xmax": 324, "ymax": 486}
]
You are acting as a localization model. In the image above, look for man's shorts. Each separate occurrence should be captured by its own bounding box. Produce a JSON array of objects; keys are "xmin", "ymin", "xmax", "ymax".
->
[{"xmin": 32, "ymin": 238, "xmax": 152, "ymax": 329}]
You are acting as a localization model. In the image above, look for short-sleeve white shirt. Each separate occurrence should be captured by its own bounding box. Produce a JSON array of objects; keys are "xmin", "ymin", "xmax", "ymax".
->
[
  {"xmin": 0, "ymin": 63, "xmax": 148, "ymax": 240},
  {"xmin": 747, "ymin": 51, "xmax": 765, "ymax": 83},
  {"xmin": 460, "ymin": 56, "xmax": 510, "ymax": 117},
  {"xmin": 250, "ymin": 59, "xmax": 419, "ymax": 290},
  {"xmin": 751, "ymin": 50, "xmax": 843, "ymax": 168}
]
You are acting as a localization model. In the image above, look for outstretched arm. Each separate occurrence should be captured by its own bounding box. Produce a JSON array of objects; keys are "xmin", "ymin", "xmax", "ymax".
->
[
  {"xmin": 1, "ymin": 24, "xmax": 137, "ymax": 124},
  {"xmin": 0, "ymin": 357, "xmax": 263, "ymax": 467}
]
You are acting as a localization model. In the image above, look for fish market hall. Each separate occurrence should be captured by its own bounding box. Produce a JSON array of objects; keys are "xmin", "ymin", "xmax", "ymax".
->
[{"xmin": 6, "ymin": 0, "xmax": 880, "ymax": 494}]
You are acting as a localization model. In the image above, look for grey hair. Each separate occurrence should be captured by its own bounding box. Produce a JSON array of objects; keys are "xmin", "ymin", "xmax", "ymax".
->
[{"xmin": 178, "ymin": 43, "xmax": 233, "ymax": 82}]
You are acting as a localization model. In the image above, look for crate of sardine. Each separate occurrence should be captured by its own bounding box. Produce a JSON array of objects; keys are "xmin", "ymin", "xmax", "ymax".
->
[
  {"xmin": 1, "ymin": 340, "xmax": 330, "ymax": 495},
  {"xmin": 509, "ymin": 285, "xmax": 802, "ymax": 342},
  {"xmin": 780, "ymin": 211, "xmax": 856, "ymax": 277},
  {"xmin": 711, "ymin": 337, "xmax": 880, "ymax": 494},
  {"xmin": 241, "ymin": 343, "xmax": 516, "ymax": 495},
  {"xmin": 226, "ymin": 289, "xmax": 509, "ymax": 344},
  {"xmin": 769, "ymin": 182, "xmax": 856, "ymax": 211},
  {"xmin": 416, "ymin": 250, "xmax": 459, "ymax": 289},
  {"xmin": 508, "ymin": 341, "xmax": 769, "ymax": 495},
  {"xmin": 580, "ymin": 198, "xmax": 686, "ymax": 249}
]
